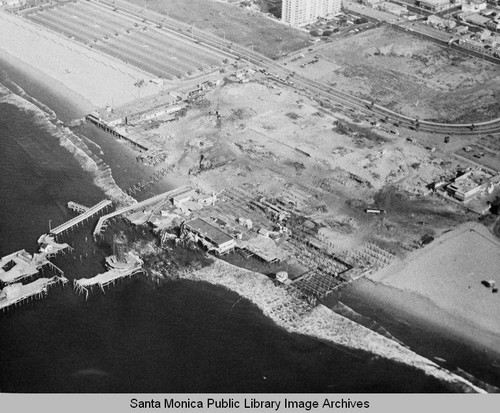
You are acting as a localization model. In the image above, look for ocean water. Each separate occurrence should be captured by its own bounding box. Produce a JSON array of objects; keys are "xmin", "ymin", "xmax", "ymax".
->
[{"xmin": 0, "ymin": 61, "xmax": 467, "ymax": 393}]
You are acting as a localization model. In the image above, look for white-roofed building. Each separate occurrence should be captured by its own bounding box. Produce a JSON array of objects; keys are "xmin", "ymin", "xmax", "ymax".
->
[
  {"xmin": 416, "ymin": 0, "xmax": 455, "ymax": 12},
  {"xmin": 282, "ymin": 0, "xmax": 342, "ymax": 27}
]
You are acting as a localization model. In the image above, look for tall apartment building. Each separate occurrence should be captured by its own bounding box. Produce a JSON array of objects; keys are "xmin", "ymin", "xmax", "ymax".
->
[{"xmin": 282, "ymin": 0, "xmax": 342, "ymax": 27}]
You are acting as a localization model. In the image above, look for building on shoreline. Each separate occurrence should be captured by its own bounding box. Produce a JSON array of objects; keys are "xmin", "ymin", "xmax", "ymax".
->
[
  {"xmin": 181, "ymin": 218, "xmax": 236, "ymax": 255},
  {"xmin": 282, "ymin": 0, "xmax": 341, "ymax": 27}
]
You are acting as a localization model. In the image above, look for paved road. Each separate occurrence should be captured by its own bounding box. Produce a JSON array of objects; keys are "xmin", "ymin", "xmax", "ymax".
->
[{"xmin": 92, "ymin": 0, "xmax": 500, "ymax": 137}]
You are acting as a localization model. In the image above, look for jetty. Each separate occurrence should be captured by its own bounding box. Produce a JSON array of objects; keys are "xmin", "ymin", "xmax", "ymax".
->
[
  {"xmin": 93, "ymin": 186, "xmax": 189, "ymax": 238},
  {"xmin": 50, "ymin": 199, "xmax": 113, "ymax": 236},
  {"xmin": 0, "ymin": 276, "xmax": 67, "ymax": 312}
]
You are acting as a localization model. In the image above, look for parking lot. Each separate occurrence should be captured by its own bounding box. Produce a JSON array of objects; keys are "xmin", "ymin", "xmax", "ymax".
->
[{"xmin": 26, "ymin": 0, "xmax": 226, "ymax": 80}]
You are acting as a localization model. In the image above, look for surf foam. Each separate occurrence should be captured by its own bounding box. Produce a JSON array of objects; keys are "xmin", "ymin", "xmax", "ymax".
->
[{"xmin": 0, "ymin": 83, "xmax": 135, "ymax": 207}]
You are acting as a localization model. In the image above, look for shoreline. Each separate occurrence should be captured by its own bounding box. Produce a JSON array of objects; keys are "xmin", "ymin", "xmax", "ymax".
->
[
  {"xmin": 0, "ymin": 43, "xmax": 181, "ymax": 206},
  {"xmin": 1, "ymin": 58, "xmax": 495, "ymax": 391},
  {"xmin": 365, "ymin": 222, "xmax": 500, "ymax": 343},
  {"xmin": 343, "ymin": 277, "xmax": 500, "ymax": 363},
  {"xmin": 179, "ymin": 258, "xmax": 486, "ymax": 393},
  {"xmin": 0, "ymin": 49, "xmax": 93, "ymax": 118},
  {"xmin": 1, "ymin": 7, "xmax": 497, "ymax": 393},
  {"xmin": 0, "ymin": 11, "xmax": 161, "ymax": 112}
]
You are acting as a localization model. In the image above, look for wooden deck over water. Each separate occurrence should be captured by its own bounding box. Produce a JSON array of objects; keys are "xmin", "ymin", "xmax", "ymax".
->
[{"xmin": 50, "ymin": 199, "xmax": 113, "ymax": 236}]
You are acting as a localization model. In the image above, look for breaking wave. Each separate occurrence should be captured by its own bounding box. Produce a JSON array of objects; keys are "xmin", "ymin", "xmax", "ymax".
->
[
  {"xmin": 0, "ymin": 83, "xmax": 135, "ymax": 207},
  {"xmin": 333, "ymin": 301, "xmax": 407, "ymax": 347},
  {"xmin": 330, "ymin": 302, "xmax": 495, "ymax": 392},
  {"xmin": 1, "ymin": 80, "xmax": 57, "ymax": 121},
  {"xmin": 183, "ymin": 259, "xmax": 489, "ymax": 393}
]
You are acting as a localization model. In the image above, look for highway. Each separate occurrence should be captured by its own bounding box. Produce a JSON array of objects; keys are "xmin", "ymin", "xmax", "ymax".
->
[{"xmin": 91, "ymin": 0, "xmax": 500, "ymax": 136}]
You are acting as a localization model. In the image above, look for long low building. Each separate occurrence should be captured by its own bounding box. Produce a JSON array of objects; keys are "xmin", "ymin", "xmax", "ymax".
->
[
  {"xmin": 416, "ymin": 0, "xmax": 455, "ymax": 12},
  {"xmin": 1, "ymin": 250, "xmax": 40, "ymax": 285},
  {"xmin": 182, "ymin": 218, "xmax": 235, "ymax": 255},
  {"xmin": 446, "ymin": 170, "xmax": 495, "ymax": 202}
]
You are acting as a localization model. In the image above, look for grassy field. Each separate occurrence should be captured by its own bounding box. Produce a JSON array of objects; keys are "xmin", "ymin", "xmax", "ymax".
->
[{"xmin": 128, "ymin": 0, "xmax": 311, "ymax": 58}]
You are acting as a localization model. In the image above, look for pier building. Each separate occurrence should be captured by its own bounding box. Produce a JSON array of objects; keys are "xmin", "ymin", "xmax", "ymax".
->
[
  {"xmin": 0, "ymin": 276, "xmax": 66, "ymax": 312},
  {"xmin": 181, "ymin": 218, "xmax": 236, "ymax": 255},
  {"xmin": 113, "ymin": 231, "xmax": 129, "ymax": 263},
  {"xmin": 0, "ymin": 250, "xmax": 40, "ymax": 285}
]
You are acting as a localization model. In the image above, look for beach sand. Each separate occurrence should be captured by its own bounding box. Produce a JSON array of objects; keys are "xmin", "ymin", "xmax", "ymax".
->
[
  {"xmin": 1, "ymin": 7, "xmax": 496, "ymax": 393},
  {"xmin": 182, "ymin": 259, "xmax": 486, "ymax": 392},
  {"xmin": 367, "ymin": 222, "xmax": 500, "ymax": 345},
  {"xmin": 0, "ymin": 10, "xmax": 162, "ymax": 111},
  {"xmin": 338, "ymin": 276, "xmax": 500, "ymax": 385}
]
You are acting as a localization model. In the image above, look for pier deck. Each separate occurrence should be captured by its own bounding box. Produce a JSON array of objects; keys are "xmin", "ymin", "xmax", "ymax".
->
[
  {"xmin": 93, "ymin": 186, "xmax": 189, "ymax": 238},
  {"xmin": 0, "ymin": 250, "xmax": 43, "ymax": 285},
  {"xmin": 67, "ymin": 201, "xmax": 90, "ymax": 214},
  {"xmin": 73, "ymin": 266, "xmax": 142, "ymax": 298},
  {"xmin": 85, "ymin": 114, "xmax": 150, "ymax": 151},
  {"xmin": 0, "ymin": 276, "xmax": 64, "ymax": 312},
  {"xmin": 50, "ymin": 199, "xmax": 113, "ymax": 236}
]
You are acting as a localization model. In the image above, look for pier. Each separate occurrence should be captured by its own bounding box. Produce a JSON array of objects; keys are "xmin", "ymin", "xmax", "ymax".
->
[
  {"xmin": 67, "ymin": 201, "xmax": 90, "ymax": 214},
  {"xmin": 0, "ymin": 276, "xmax": 67, "ymax": 312},
  {"xmin": 37, "ymin": 234, "xmax": 73, "ymax": 258},
  {"xmin": 0, "ymin": 249, "xmax": 61, "ymax": 285},
  {"xmin": 85, "ymin": 114, "xmax": 150, "ymax": 151},
  {"xmin": 50, "ymin": 199, "xmax": 113, "ymax": 236},
  {"xmin": 73, "ymin": 266, "xmax": 143, "ymax": 299},
  {"xmin": 93, "ymin": 186, "xmax": 189, "ymax": 238},
  {"xmin": 0, "ymin": 250, "xmax": 40, "ymax": 285}
]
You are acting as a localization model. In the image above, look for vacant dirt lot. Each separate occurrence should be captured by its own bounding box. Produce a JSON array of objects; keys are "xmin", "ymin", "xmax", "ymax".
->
[
  {"xmin": 285, "ymin": 25, "xmax": 500, "ymax": 123},
  {"xmin": 132, "ymin": 0, "xmax": 311, "ymax": 58},
  {"xmin": 118, "ymin": 72, "xmax": 471, "ymax": 253}
]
